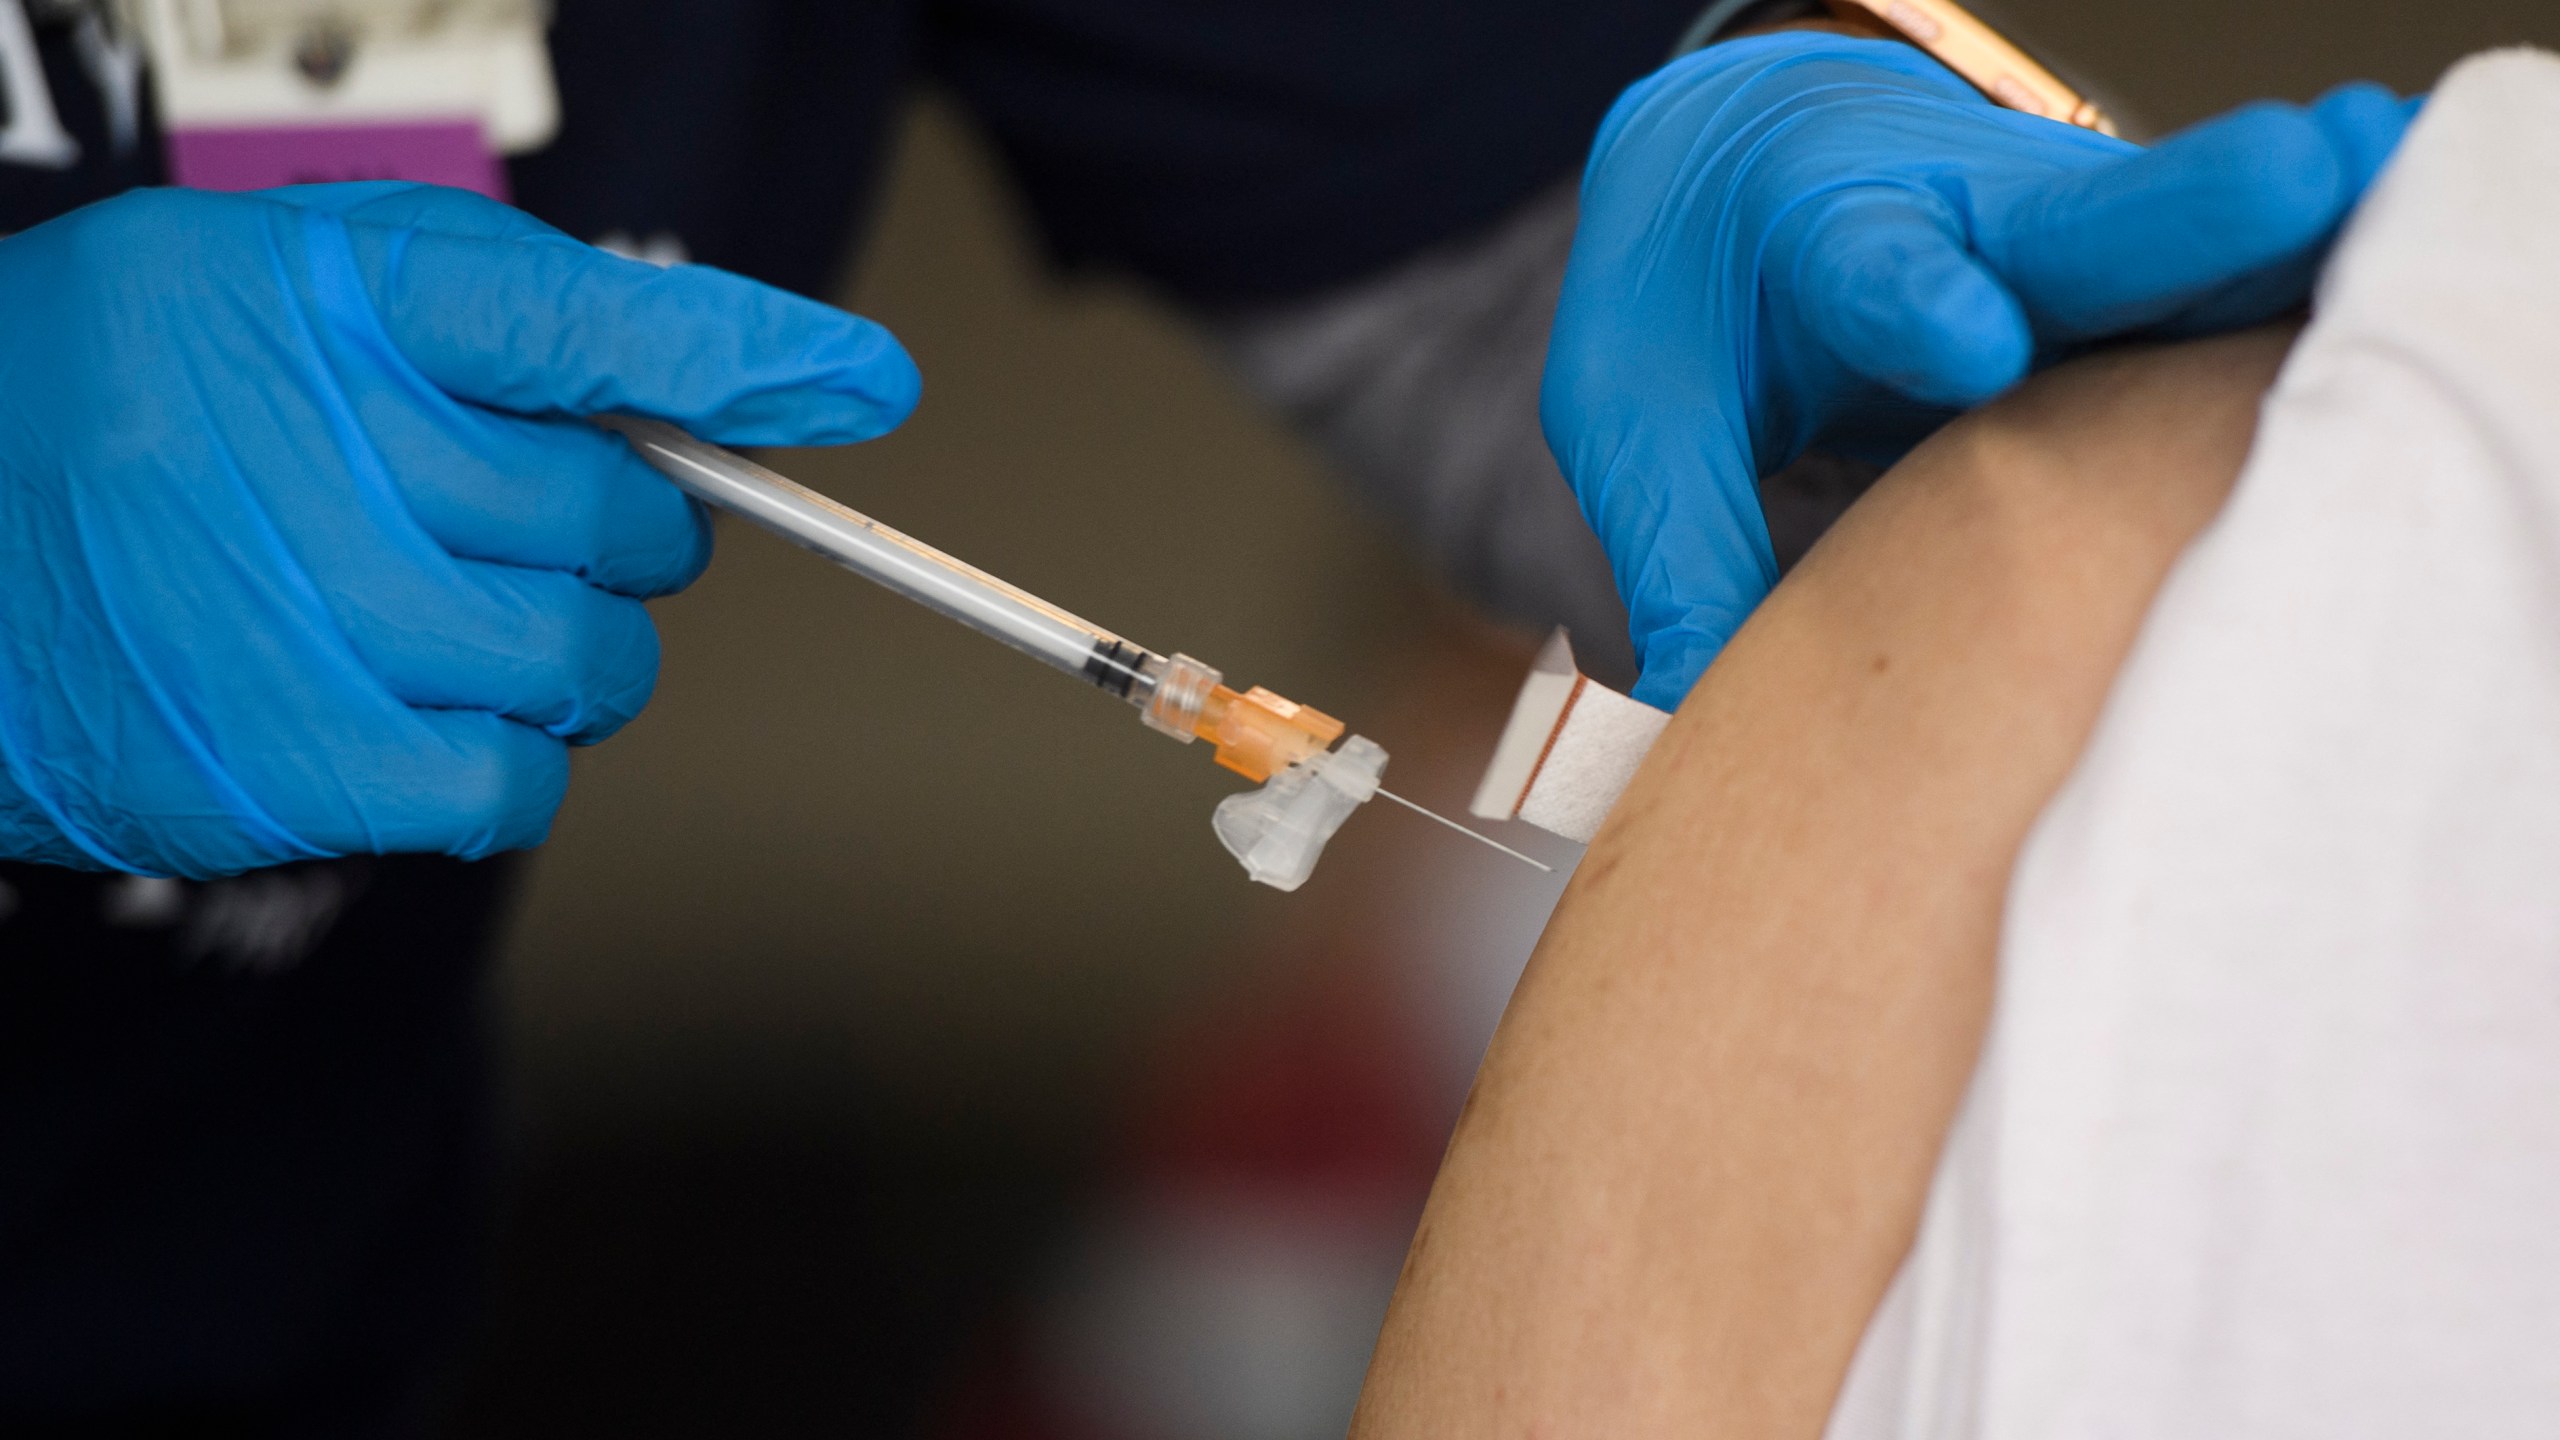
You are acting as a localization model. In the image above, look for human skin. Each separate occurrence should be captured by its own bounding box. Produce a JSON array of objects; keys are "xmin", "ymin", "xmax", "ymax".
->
[{"xmin": 1351, "ymin": 324, "xmax": 2299, "ymax": 1438}]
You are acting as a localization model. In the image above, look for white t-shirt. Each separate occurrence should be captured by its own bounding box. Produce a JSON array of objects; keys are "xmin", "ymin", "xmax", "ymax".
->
[{"xmin": 1828, "ymin": 48, "xmax": 2560, "ymax": 1440}]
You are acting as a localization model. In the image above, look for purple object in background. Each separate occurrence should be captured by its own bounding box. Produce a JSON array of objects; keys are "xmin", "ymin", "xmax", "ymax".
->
[{"xmin": 167, "ymin": 121, "xmax": 507, "ymax": 200}]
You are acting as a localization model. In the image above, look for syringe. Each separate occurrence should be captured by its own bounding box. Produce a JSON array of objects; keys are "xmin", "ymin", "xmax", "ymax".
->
[{"xmin": 602, "ymin": 419, "xmax": 1548, "ymax": 888}]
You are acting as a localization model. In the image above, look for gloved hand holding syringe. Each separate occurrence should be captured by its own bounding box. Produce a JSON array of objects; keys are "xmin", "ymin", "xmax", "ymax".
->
[{"xmin": 601, "ymin": 419, "xmax": 1548, "ymax": 890}]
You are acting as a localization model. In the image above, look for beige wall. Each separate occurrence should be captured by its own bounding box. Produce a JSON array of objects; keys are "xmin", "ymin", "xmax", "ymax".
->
[{"xmin": 2002, "ymin": 0, "xmax": 2551, "ymax": 132}]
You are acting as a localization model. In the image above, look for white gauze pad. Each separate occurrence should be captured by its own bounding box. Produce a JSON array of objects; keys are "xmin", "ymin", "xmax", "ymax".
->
[{"xmin": 1470, "ymin": 630, "xmax": 1672, "ymax": 844}]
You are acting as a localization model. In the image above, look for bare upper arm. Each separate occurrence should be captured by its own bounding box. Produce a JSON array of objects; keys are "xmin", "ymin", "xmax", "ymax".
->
[{"xmin": 1353, "ymin": 324, "xmax": 2298, "ymax": 1440}]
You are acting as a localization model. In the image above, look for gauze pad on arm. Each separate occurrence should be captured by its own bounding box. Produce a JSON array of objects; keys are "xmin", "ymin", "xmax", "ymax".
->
[{"xmin": 1470, "ymin": 630, "xmax": 1672, "ymax": 845}]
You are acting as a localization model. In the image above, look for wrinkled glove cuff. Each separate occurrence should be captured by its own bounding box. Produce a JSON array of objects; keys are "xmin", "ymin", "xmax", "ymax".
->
[{"xmin": 0, "ymin": 754, "xmax": 103, "ymax": 870}]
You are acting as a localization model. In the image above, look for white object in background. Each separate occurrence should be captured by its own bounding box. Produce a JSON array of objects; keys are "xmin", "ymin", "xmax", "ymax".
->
[
  {"xmin": 1827, "ymin": 47, "xmax": 2560, "ymax": 1440},
  {"xmin": 134, "ymin": 0, "xmax": 557, "ymax": 150},
  {"xmin": 1469, "ymin": 629, "xmax": 1670, "ymax": 844},
  {"xmin": 101, "ymin": 875, "xmax": 185, "ymax": 928},
  {"xmin": 0, "ymin": 0, "xmax": 80, "ymax": 167}
]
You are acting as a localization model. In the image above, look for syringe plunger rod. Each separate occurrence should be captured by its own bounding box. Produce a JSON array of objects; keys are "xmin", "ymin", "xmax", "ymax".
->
[{"xmin": 605, "ymin": 418, "xmax": 1342, "ymax": 780}]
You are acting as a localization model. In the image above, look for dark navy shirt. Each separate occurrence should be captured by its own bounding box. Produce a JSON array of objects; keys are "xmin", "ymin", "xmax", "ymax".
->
[
  {"xmin": 0, "ymin": 0, "xmax": 1698, "ymax": 1430},
  {"xmin": 515, "ymin": 0, "xmax": 1705, "ymax": 302}
]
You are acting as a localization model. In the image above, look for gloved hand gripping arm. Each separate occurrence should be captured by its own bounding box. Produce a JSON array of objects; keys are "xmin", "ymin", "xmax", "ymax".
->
[
  {"xmin": 0, "ymin": 183, "xmax": 920, "ymax": 878},
  {"xmin": 1545, "ymin": 34, "xmax": 2415, "ymax": 707}
]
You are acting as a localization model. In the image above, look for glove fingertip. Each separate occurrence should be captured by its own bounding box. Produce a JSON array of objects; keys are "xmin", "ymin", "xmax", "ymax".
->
[
  {"xmin": 1903, "ymin": 259, "xmax": 2031, "ymax": 405},
  {"xmin": 409, "ymin": 711, "xmax": 570, "ymax": 859},
  {"xmin": 1820, "ymin": 228, "xmax": 2028, "ymax": 406},
  {"xmin": 556, "ymin": 598, "xmax": 665, "ymax": 748},
  {"xmin": 1630, "ymin": 667, "xmax": 1692, "ymax": 712},
  {"xmin": 2195, "ymin": 103, "xmax": 2355, "ymax": 236},
  {"xmin": 594, "ymin": 468, "xmax": 718, "ymax": 599},
  {"xmin": 2309, "ymin": 80, "xmax": 2419, "ymax": 195},
  {"xmin": 683, "ymin": 305, "xmax": 924, "ymax": 448},
  {"xmin": 668, "ymin": 499, "xmax": 717, "ymax": 594},
  {"xmin": 1631, "ymin": 618, "xmax": 1750, "ymax": 711},
  {"xmin": 815, "ymin": 317, "xmax": 924, "ymax": 440}
]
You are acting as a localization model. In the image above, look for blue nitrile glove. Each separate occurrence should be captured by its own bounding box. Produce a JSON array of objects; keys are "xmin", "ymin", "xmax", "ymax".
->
[
  {"xmin": 0, "ymin": 182, "xmax": 920, "ymax": 878},
  {"xmin": 1543, "ymin": 34, "xmax": 2415, "ymax": 708}
]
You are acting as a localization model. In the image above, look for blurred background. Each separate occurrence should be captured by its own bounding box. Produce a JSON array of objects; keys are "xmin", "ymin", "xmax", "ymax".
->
[{"xmin": 452, "ymin": 1, "xmax": 2553, "ymax": 1434}]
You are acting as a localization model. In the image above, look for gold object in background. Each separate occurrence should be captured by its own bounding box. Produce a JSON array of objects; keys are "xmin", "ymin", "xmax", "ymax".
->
[{"xmin": 1826, "ymin": 0, "xmax": 2118, "ymax": 134}]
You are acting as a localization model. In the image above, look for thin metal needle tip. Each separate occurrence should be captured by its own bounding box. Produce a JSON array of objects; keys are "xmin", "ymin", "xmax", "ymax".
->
[{"xmin": 1376, "ymin": 788, "xmax": 1555, "ymax": 872}]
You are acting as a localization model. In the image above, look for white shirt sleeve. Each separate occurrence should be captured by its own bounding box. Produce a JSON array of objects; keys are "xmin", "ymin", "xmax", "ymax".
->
[{"xmin": 1830, "ymin": 47, "xmax": 2560, "ymax": 1440}]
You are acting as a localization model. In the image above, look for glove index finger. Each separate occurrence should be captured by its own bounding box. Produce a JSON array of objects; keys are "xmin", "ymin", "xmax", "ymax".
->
[
  {"xmin": 1983, "ymin": 98, "xmax": 2363, "ymax": 342},
  {"xmin": 356, "ymin": 223, "xmax": 922, "ymax": 448}
]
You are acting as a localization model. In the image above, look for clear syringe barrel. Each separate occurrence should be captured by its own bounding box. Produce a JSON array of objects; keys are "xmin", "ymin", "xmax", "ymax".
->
[
  {"xmin": 604, "ymin": 417, "xmax": 1168, "ymax": 702},
  {"xmin": 605, "ymin": 419, "xmax": 1341, "ymax": 779}
]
